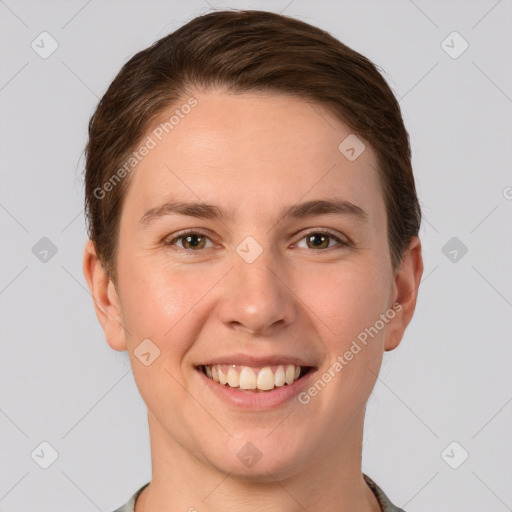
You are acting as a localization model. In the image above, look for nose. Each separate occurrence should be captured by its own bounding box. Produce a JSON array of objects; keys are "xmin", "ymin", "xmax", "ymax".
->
[{"xmin": 216, "ymin": 248, "xmax": 297, "ymax": 335}]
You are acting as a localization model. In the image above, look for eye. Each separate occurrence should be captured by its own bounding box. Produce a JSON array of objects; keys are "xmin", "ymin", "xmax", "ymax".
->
[
  {"xmin": 163, "ymin": 230, "xmax": 215, "ymax": 251},
  {"xmin": 163, "ymin": 229, "xmax": 349, "ymax": 252},
  {"xmin": 295, "ymin": 229, "xmax": 348, "ymax": 250}
]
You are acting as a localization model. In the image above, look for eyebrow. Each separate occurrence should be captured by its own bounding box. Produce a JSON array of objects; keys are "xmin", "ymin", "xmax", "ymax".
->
[{"xmin": 139, "ymin": 198, "xmax": 369, "ymax": 227}]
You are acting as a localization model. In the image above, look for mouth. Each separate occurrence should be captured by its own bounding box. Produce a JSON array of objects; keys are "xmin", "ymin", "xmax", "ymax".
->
[{"xmin": 197, "ymin": 363, "xmax": 314, "ymax": 393}]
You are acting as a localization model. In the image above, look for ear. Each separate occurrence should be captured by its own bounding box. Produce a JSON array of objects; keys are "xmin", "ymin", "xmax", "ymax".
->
[
  {"xmin": 82, "ymin": 239, "xmax": 127, "ymax": 351},
  {"xmin": 384, "ymin": 236, "xmax": 424, "ymax": 351}
]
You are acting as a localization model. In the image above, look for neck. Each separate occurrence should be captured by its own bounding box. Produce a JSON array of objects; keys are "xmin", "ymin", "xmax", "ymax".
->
[{"xmin": 135, "ymin": 409, "xmax": 381, "ymax": 512}]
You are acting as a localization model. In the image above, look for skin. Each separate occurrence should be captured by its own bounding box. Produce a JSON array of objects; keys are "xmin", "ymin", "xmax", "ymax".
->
[{"xmin": 83, "ymin": 89, "xmax": 423, "ymax": 512}]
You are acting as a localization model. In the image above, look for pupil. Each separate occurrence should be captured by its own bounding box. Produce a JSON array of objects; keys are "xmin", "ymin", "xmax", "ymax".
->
[
  {"xmin": 309, "ymin": 233, "xmax": 327, "ymax": 248},
  {"xmin": 186, "ymin": 235, "xmax": 203, "ymax": 248}
]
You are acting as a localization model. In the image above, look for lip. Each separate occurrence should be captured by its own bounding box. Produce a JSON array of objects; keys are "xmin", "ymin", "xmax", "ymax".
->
[
  {"xmin": 198, "ymin": 352, "xmax": 315, "ymax": 368},
  {"xmin": 196, "ymin": 365, "xmax": 317, "ymax": 411}
]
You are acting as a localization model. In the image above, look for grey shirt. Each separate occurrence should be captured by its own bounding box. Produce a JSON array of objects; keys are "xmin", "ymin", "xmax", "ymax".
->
[{"xmin": 112, "ymin": 474, "xmax": 405, "ymax": 512}]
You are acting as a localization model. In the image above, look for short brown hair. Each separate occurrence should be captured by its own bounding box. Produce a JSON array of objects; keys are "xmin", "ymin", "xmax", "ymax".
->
[{"xmin": 84, "ymin": 9, "xmax": 421, "ymax": 284}]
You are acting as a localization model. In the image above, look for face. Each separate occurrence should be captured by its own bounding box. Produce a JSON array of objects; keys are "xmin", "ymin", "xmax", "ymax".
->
[{"xmin": 85, "ymin": 90, "xmax": 420, "ymax": 481}]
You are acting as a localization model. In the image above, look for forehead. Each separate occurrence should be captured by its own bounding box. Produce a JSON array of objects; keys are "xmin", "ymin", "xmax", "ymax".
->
[{"xmin": 123, "ymin": 90, "xmax": 384, "ymax": 228}]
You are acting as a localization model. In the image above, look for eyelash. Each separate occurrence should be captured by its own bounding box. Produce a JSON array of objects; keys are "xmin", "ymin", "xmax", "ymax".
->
[{"xmin": 163, "ymin": 229, "xmax": 349, "ymax": 252}]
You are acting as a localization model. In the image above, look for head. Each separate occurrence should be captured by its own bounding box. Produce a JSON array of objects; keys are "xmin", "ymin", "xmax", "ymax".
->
[{"xmin": 83, "ymin": 9, "xmax": 423, "ymax": 480}]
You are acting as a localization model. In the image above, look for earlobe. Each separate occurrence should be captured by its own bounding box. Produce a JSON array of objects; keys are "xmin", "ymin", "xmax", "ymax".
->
[
  {"xmin": 82, "ymin": 239, "xmax": 127, "ymax": 352},
  {"xmin": 384, "ymin": 236, "xmax": 424, "ymax": 351}
]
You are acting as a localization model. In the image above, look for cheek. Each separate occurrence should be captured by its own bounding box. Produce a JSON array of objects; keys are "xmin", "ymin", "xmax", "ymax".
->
[
  {"xmin": 120, "ymin": 262, "xmax": 207, "ymax": 407},
  {"xmin": 302, "ymin": 260, "xmax": 391, "ymax": 343},
  {"xmin": 308, "ymin": 265, "xmax": 389, "ymax": 408},
  {"xmin": 119, "ymin": 254, "xmax": 207, "ymax": 334}
]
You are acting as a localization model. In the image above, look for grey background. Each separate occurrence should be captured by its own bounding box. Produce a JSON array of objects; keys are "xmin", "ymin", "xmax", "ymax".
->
[{"xmin": 1, "ymin": 0, "xmax": 511, "ymax": 510}]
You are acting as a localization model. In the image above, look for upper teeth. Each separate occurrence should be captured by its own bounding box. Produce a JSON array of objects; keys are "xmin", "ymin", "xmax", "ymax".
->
[{"xmin": 204, "ymin": 364, "xmax": 301, "ymax": 391}]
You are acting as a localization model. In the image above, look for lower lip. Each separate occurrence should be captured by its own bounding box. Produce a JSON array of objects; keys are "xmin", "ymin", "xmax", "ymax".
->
[{"xmin": 197, "ymin": 368, "xmax": 315, "ymax": 411}]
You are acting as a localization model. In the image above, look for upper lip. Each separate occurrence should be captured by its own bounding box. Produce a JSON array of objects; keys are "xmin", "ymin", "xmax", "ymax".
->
[{"xmin": 197, "ymin": 353, "xmax": 316, "ymax": 368}]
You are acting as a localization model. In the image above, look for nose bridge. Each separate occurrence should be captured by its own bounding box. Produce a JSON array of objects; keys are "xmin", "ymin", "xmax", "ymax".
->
[{"xmin": 218, "ymin": 240, "xmax": 295, "ymax": 334}]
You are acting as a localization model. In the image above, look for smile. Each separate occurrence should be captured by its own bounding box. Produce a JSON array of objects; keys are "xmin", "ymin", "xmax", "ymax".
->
[{"xmin": 200, "ymin": 363, "xmax": 312, "ymax": 392}]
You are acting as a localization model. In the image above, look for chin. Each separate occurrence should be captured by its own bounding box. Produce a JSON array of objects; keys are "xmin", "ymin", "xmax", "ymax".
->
[{"xmin": 200, "ymin": 433, "xmax": 309, "ymax": 482}]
